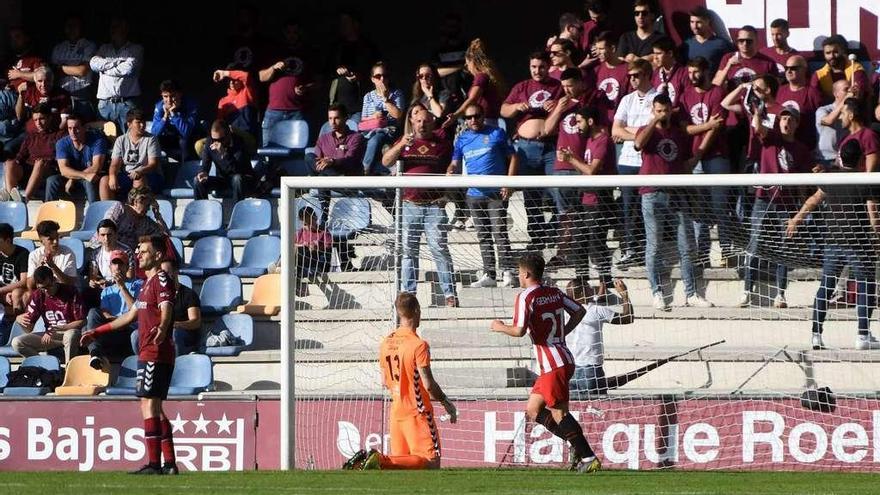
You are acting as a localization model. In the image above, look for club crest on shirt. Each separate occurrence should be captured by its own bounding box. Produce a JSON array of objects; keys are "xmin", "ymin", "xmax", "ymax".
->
[
  {"xmin": 777, "ymin": 149, "xmax": 793, "ymax": 171},
  {"xmin": 689, "ymin": 103, "xmax": 709, "ymax": 125},
  {"xmin": 157, "ymin": 271, "xmax": 169, "ymax": 287},
  {"xmin": 599, "ymin": 78, "xmax": 620, "ymax": 101},
  {"xmin": 657, "ymin": 138, "xmax": 679, "ymax": 162},
  {"xmin": 528, "ymin": 90, "xmax": 551, "ymax": 108},
  {"xmin": 733, "ymin": 67, "xmax": 757, "ymax": 82},
  {"xmin": 562, "ymin": 114, "xmax": 578, "ymax": 134}
]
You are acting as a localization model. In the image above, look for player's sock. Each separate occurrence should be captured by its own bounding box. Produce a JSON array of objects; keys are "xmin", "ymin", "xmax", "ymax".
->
[
  {"xmin": 557, "ymin": 413, "xmax": 594, "ymax": 459},
  {"xmin": 382, "ymin": 455, "xmax": 429, "ymax": 470},
  {"xmin": 534, "ymin": 408, "xmax": 563, "ymax": 438},
  {"xmin": 160, "ymin": 417, "xmax": 177, "ymax": 463},
  {"xmin": 144, "ymin": 417, "xmax": 162, "ymax": 467}
]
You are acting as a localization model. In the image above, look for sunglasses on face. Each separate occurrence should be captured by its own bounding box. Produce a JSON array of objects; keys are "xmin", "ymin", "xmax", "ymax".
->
[
  {"xmin": 737, "ymin": 38, "xmax": 754, "ymax": 44},
  {"xmin": 549, "ymin": 51, "xmax": 564, "ymax": 56},
  {"xmin": 785, "ymin": 65, "xmax": 803, "ymax": 72},
  {"xmin": 634, "ymin": 10, "xmax": 651, "ymax": 17},
  {"xmin": 372, "ymin": 74, "xmax": 386, "ymax": 80},
  {"xmin": 464, "ymin": 114, "xmax": 483, "ymax": 120}
]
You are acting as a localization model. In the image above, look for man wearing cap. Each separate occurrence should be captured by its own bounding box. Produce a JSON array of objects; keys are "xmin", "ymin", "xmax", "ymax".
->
[{"xmin": 81, "ymin": 248, "xmax": 142, "ymax": 369}]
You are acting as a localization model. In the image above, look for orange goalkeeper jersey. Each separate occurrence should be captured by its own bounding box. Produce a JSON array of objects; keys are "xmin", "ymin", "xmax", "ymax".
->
[{"xmin": 379, "ymin": 326, "xmax": 435, "ymax": 418}]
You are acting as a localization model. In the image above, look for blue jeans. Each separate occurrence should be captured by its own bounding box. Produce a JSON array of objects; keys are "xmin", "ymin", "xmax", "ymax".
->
[
  {"xmin": 692, "ymin": 156, "xmax": 731, "ymax": 257},
  {"xmin": 97, "ymin": 98, "xmax": 137, "ymax": 135},
  {"xmin": 361, "ymin": 127, "xmax": 397, "ymax": 175},
  {"xmin": 617, "ymin": 163, "xmax": 643, "ymax": 255},
  {"xmin": 401, "ymin": 202, "xmax": 455, "ymax": 297},
  {"xmin": 45, "ymin": 174, "xmax": 98, "ymax": 203},
  {"xmin": 812, "ymin": 244, "xmax": 876, "ymax": 334},
  {"xmin": 514, "ymin": 139, "xmax": 555, "ymax": 248},
  {"xmin": 743, "ymin": 197, "xmax": 788, "ymax": 293},
  {"xmin": 570, "ymin": 365, "xmax": 607, "ymax": 397},
  {"xmin": 642, "ymin": 190, "xmax": 697, "ymax": 296},
  {"xmin": 261, "ymin": 109, "xmax": 304, "ymax": 147},
  {"xmin": 173, "ymin": 327, "xmax": 204, "ymax": 356}
]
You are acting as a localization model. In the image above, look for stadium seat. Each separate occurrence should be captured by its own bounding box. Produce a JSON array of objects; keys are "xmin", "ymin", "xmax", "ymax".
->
[
  {"xmin": 13, "ymin": 238, "xmax": 34, "ymax": 252},
  {"xmin": 169, "ymin": 236, "xmax": 184, "ymax": 261},
  {"xmin": 226, "ymin": 198, "xmax": 272, "ymax": 239},
  {"xmin": 270, "ymin": 196, "xmax": 321, "ymax": 236},
  {"xmin": 235, "ymin": 273, "xmax": 281, "ymax": 316},
  {"xmin": 170, "ymin": 199, "xmax": 223, "ymax": 239},
  {"xmin": 54, "ymin": 355, "xmax": 110, "ymax": 396},
  {"xmin": 147, "ymin": 199, "xmax": 174, "ymax": 229},
  {"xmin": 199, "ymin": 273, "xmax": 243, "ymax": 316},
  {"xmin": 257, "ymin": 120, "xmax": 309, "ymax": 157},
  {"xmin": 328, "ymin": 198, "xmax": 371, "ymax": 239},
  {"xmin": 167, "ymin": 354, "xmax": 213, "ymax": 395},
  {"xmin": 230, "ymin": 235, "xmax": 280, "ymax": 278},
  {"xmin": 163, "ymin": 160, "xmax": 201, "ymax": 199},
  {"xmin": 105, "ymin": 355, "xmax": 138, "ymax": 395},
  {"xmin": 59, "ymin": 237, "xmax": 85, "ymax": 273},
  {"xmin": 21, "ymin": 201, "xmax": 76, "ymax": 240},
  {"xmin": 180, "ymin": 236, "xmax": 232, "ymax": 277},
  {"xmin": 204, "ymin": 313, "xmax": 253, "ymax": 357},
  {"xmin": 0, "ymin": 355, "xmax": 9, "ymax": 391},
  {"xmin": 70, "ymin": 200, "xmax": 120, "ymax": 240},
  {"xmin": 4, "ymin": 354, "xmax": 59, "ymax": 396},
  {"xmin": 0, "ymin": 201, "xmax": 28, "ymax": 233},
  {"xmin": 178, "ymin": 274, "xmax": 193, "ymax": 289},
  {"xmin": 0, "ymin": 320, "xmax": 41, "ymax": 357}
]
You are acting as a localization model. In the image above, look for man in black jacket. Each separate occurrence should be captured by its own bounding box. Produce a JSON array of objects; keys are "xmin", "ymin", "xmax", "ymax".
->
[{"xmin": 193, "ymin": 119, "xmax": 253, "ymax": 203}]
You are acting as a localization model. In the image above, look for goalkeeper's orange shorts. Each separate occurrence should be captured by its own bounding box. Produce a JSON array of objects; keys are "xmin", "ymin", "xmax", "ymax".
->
[{"xmin": 390, "ymin": 411, "xmax": 441, "ymax": 460}]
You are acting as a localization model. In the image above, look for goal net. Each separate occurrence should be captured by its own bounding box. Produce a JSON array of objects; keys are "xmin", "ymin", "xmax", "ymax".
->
[{"xmin": 280, "ymin": 172, "xmax": 880, "ymax": 472}]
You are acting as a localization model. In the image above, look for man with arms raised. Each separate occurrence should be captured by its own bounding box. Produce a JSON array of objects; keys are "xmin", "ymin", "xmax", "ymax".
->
[{"xmin": 81, "ymin": 235, "xmax": 178, "ymax": 475}]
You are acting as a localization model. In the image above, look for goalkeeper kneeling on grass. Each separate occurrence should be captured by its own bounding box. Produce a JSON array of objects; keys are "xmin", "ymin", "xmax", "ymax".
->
[{"xmin": 344, "ymin": 292, "xmax": 457, "ymax": 470}]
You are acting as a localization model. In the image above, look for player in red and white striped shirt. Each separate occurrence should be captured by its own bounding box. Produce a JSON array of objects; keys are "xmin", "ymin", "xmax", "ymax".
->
[{"xmin": 491, "ymin": 253, "xmax": 601, "ymax": 473}]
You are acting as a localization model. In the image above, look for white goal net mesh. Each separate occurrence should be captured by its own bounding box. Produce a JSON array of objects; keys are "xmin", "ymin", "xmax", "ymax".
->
[{"xmin": 283, "ymin": 174, "xmax": 880, "ymax": 472}]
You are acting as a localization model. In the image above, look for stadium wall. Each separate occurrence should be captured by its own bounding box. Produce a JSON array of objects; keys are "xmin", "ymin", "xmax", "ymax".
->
[{"xmin": 1, "ymin": 397, "xmax": 880, "ymax": 471}]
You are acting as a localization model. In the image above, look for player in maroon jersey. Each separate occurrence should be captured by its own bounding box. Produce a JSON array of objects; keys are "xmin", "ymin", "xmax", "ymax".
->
[
  {"xmin": 81, "ymin": 235, "xmax": 178, "ymax": 475},
  {"xmin": 490, "ymin": 253, "xmax": 600, "ymax": 473}
]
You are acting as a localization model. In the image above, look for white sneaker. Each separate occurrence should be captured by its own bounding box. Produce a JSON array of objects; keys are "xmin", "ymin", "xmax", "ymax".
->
[
  {"xmin": 500, "ymin": 271, "xmax": 514, "ymax": 288},
  {"xmin": 8, "ymin": 187, "xmax": 21, "ymax": 202},
  {"xmin": 811, "ymin": 333, "xmax": 825, "ymax": 350},
  {"xmin": 856, "ymin": 334, "xmax": 880, "ymax": 350},
  {"xmin": 686, "ymin": 294, "xmax": 715, "ymax": 308},
  {"xmin": 0, "ymin": 189, "xmax": 9, "ymax": 202},
  {"xmin": 738, "ymin": 291, "xmax": 750, "ymax": 307},
  {"xmin": 469, "ymin": 273, "xmax": 497, "ymax": 288},
  {"xmin": 652, "ymin": 292, "xmax": 669, "ymax": 311},
  {"xmin": 773, "ymin": 294, "xmax": 788, "ymax": 308}
]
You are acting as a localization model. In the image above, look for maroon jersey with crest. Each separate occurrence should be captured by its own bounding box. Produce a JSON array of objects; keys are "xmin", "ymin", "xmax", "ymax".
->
[
  {"xmin": 26, "ymin": 284, "xmax": 85, "ymax": 329},
  {"xmin": 137, "ymin": 269, "xmax": 176, "ymax": 363}
]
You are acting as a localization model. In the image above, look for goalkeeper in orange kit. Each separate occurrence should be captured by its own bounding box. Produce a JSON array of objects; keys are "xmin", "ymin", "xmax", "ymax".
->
[{"xmin": 343, "ymin": 292, "xmax": 458, "ymax": 470}]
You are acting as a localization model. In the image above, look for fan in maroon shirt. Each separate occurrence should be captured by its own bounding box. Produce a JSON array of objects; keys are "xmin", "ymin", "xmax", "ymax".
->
[
  {"xmin": 80, "ymin": 235, "xmax": 179, "ymax": 475},
  {"xmin": 501, "ymin": 51, "xmax": 562, "ymax": 140},
  {"xmin": 590, "ymin": 31, "xmax": 629, "ymax": 129},
  {"xmin": 6, "ymin": 104, "xmax": 65, "ymax": 199},
  {"xmin": 650, "ymin": 37, "xmax": 689, "ymax": 106},
  {"xmin": 776, "ymin": 55, "xmax": 823, "ymax": 151}
]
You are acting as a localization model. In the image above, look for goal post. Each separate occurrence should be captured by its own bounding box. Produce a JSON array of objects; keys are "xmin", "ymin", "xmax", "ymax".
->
[{"xmin": 279, "ymin": 171, "xmax": 880, "ymax": 471}]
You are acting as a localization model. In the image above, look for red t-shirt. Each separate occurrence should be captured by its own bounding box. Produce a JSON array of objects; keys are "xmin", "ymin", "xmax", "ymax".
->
[
  {"xmin": 592, "ymin": 62, "xmax": 629, "ymax": 128},
  {"xmin": 23, "ymin": 86, "xmax": 71, "ymax": 115},
  {"xmin": 399, "ymin": 136, "xmax": 451, "ymax": 203},
  {"xmin": 15, "ymin": 129, "xmax": 65, "ymax": 164},
  {"xmin": 137, "ymin": 270, "xmax": 176, "ymax": 363},
  {"xmin": 678, "ymin": 85, "xmax": 728, "ymax": 159},
  {"xmin": 581, "ymin": 132, "xmax": 617, "ymax": 206},
  {"xmin": 746, "ymin": 102, "xmax": 784, "ymax": 162},
  {"xmin": 512, "ymin": 284, "xmax": 579, "ymax": 375},
  {"xmin": 553, "ymin": 100, "xmax": 587, "ymax": 171},
  {"xmin": 759, "ymin": 47, "xmax": 797, "ymax": 75},
  {"xmin": 652, "ymin": 64, "xmax": 689, "ymax": 106},
  {"xmin": 636, "ymin": 124, "xmax": 690, "ymax": 195},
  {"xmin": 5, "ymin": 54, "xmax": 44, "ymax": 89},
  {"xmin": 503, "ymin": 78, "xmax": 561, "ymax": 130},
  {"xmin": 26, "ymin": 284, "xmax": 84, "ymax": 329},
  {"xmin": 471, "ymin": 73, "xmax": 502, "ymax": 119},
  {"xmin": 838, "ymin": 128, "xmax": 880, "ymax": 171},
  {"xmin": 718, "ymin": 52, "xmax": 780, "ymax": 88},
  {"xmin": 756, "ymin": 130, "xmax": 810, "ymax": 202},
  {"xmin": 776, "ymin": 85, "xmax": 823, "ymax": 150}
]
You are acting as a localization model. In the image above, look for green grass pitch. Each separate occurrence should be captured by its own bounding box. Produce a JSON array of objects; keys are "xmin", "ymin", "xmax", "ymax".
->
[{"xmin": 1, "ymin": 469, "xmax": 878, "ymax": 494}]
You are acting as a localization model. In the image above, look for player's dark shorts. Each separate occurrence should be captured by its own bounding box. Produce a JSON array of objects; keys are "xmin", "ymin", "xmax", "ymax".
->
[{"xmin": 136, "ymin": 361, "xmax": 174, "ymax": 400}]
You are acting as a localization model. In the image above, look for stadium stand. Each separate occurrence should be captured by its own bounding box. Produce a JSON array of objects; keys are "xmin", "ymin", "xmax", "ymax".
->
[
  {"xmin": 70, "ymin": 200, "xmax": 120, "ymax": 240},
  {"xmin": 20, "ymin": 200, "xmax": 75, "ymax": 240},
  {"xmin": 167, "ymin": 354, "xmax": 213, "ymax": 395},
  {"xmin": 236, "ymin": 273, "xmax": 281, "ymax": 316},
  {"xmin": 180, "ymin": 235, "xmax": 233, "ymax": 277},
  {"xmin": 169, "ymin": 199, "xmax": 223, "ymax": 239},
  {"xmin": 4, "ymin": 354, "xmax": 59, "ymax": 396},
  {"xmin": 54, "ymin": 355, "xmax": 109, "ymax": 396},
  {"xmin": 104, "ymin": 355, "xmax": 138, "ymax": 396},
  {"xmin": 204, "ymin": 313, "xmax": 253, "ymax": 357},
  {"xmin": 199, "ymin": 273, "xmax": 243, "ymax": 316},
  {"xmin": 230, "ymin": 235, "xmax": 280, "ymax": 278}
]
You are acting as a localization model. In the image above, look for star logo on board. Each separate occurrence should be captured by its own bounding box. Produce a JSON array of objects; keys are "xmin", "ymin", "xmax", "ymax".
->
[
  {"xmin": 193, "ymin": 413, "xmax": 211, "ymax": 434},
  {"xmin": 215, "ymin": 413, "xmax": 234, "ymax": 434},
  {"xmin": 170, "ymin": 412, "xmax": 188, "ymax": 433}
]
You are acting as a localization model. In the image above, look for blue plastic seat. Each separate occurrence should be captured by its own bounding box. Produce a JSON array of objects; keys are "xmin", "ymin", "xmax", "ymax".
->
[
  {"xmin": 70, "ymin": 200, "xmax": 120, "ymax": 240},
  {"xmin": 327, "ymin": 198, "xmax": 371, "ymax": 239},
  {"xmin": 169, "ymin": 236, "xmax": 184, "ymax": 261},
  {"xmin": 59, "ymin": 237, "xmax": 85, "ymax": 273},
  {"xmin": 180, "ymin": 236, "xmax": 232, "ymax": 278},
  {"xmin": 257, "ymin": 120, "xmax": 309, "ymax": 157},
  {"xmin": 4, "ymin": 354, "xmax": 59, "ymax": 396},
  {"xmin": 0, "ymin": 355, "xmax": 9, "ymax": 390},
  {"xmin": 0, "ymin": 202, "xmax": 28, "ymax": 233},
  {"xmin": 0, "ymin": 320, "xmax": 39, "ymax": 357},
  {"xmin": 204, "ymin": 314, "xmax": 253, "ymax": 357},
  {"xmin": 147, "ymin": 199, "xmax": 174, "ymax": 229},
  {"xmin": 178, "ymin": 274, "xmax": 193, "ymax": 289},
  {"xmin": 226, "ymin": 198, "xmax": 272, "ymax": 239},
  {"xmin": 12, "ymin": 238, "xmax": 34, "ymax": 252},
  {"xmin": 104, "ymin": 355, "xmax": 139, "ymax": 395},
  {"xmin": 167, "ymin": 354, "xmax": 213, "ymax": 395},
  {"xmin": 163, "ymin": 160, "xmax": 201, "ymax": 199},
  {"xmin": 230, "ymin": 235, "xmax": 280, "ymax": 278},
  {"xmin": 169, "ymin": 199, "xmax": 222, "ymax": 239},
  {"xmin": 198, "ymin": 273, "xmax": 242, "ymax": 316}
]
